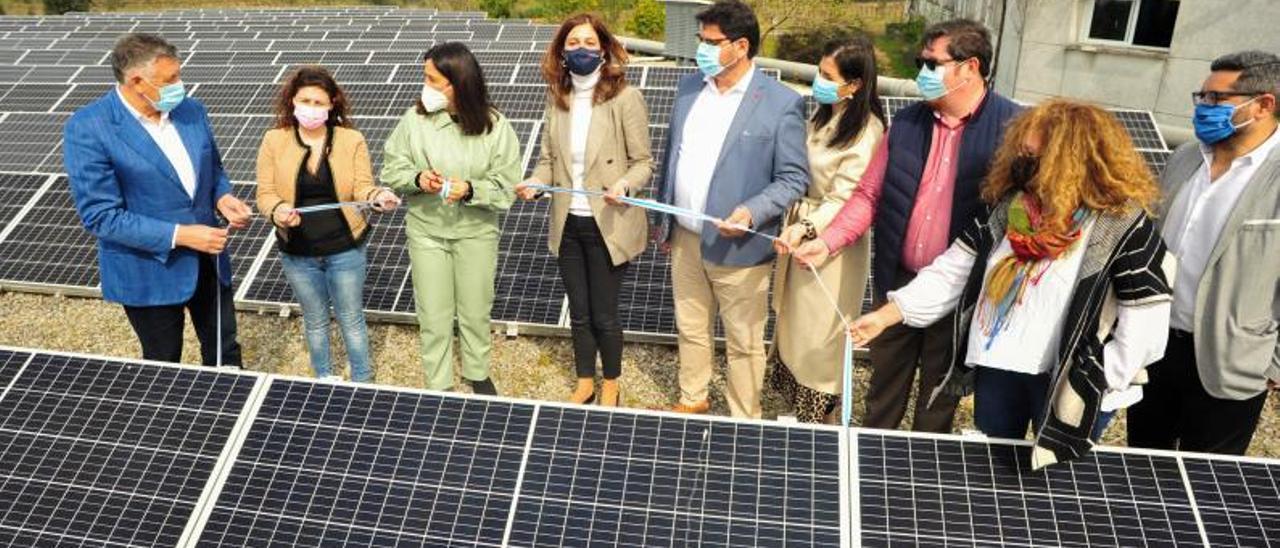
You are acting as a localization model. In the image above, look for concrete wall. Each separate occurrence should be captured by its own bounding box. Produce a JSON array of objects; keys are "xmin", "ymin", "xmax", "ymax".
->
[{"xmin": 1001, "ymin": 0, "xmax": 1280, "ymax": 127}]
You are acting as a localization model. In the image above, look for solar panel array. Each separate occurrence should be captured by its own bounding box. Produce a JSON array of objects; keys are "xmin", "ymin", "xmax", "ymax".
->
[
  {"xmin": 0, "ymin": 7, "xmax": 1176, "ymax": 343},
  {"xmin": 0, "ymin": 345, "xmax": 1275, "ymax": 547}
]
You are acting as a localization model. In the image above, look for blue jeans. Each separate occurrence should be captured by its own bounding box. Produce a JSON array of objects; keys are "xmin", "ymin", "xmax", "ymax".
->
[
  {"xmin": 280, "ymin": 245, "xmax": 372, "ymax": 382},
  {"xmin": 974, "ymin": 366, "xmax": 1112, "ymax": 441}
]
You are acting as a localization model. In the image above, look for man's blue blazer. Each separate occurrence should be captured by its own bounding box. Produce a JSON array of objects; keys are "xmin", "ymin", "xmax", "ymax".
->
[{"xmin": 64, "ymin": 90, "xmax": 234, "ymax": 307}]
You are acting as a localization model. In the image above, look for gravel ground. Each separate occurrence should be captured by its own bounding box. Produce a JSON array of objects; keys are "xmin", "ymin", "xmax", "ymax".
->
[{"xmin": 1, "ymin": 291, "xmax": 1276, "ymax": 458}]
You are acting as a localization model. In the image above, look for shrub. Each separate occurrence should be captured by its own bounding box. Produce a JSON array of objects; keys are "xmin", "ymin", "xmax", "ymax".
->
[
  {"xmin": 43, "ymin": 0, "xmax": 90, "ymax": 14},
  {"xmin": 629, "ymin": 0, "xmax": 664, "ymax": 40},
  {"xmin": 479, "ymin": 0, "xmax": 515, "ymax": 19},
  {"xmin": 773, "ymin": 23, "xmax": 866, "ymax": 65}
]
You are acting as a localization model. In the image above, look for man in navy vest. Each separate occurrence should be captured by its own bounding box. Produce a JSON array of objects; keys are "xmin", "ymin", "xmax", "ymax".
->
[{"xmin": 795, "ymin": 19, "xmax": 1021, "ymax": 432}]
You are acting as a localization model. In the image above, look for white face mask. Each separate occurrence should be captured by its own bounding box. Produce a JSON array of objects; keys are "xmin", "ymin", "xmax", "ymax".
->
[{"xmin": 421, "ymin": 84, "xmax": 449, "ymax": 113}]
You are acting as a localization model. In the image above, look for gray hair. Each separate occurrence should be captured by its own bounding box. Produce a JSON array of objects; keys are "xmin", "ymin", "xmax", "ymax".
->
[
  {"xmin": 110, "ymin": 33, "xmax": 178, "ymax": 84},
  {"xmin": 1211, "ymin": 50, "xmax": 1280, "ymax": 96}
]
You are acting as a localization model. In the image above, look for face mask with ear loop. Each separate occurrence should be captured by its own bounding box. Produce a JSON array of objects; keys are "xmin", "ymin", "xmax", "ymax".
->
[{"xmin": 916, "ymin": 62, "xmax": 972, "ymax": 102}]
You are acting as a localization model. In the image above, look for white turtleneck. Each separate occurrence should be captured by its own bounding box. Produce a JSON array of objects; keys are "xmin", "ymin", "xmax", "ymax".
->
[{"xmin": 568, "ymin": 69, "xmax": 600, "ymax": 217}]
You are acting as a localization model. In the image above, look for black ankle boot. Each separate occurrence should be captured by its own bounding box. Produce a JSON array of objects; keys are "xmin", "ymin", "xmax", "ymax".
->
[{"xmin": 469, "ymin": 377, "xmax": 498, "ymax": 396}]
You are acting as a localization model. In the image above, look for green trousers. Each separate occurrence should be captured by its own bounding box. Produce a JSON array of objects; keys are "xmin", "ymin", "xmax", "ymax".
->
[{"xmin": 406, "ymin": 232, "xmax": 498, "ymax": 390}]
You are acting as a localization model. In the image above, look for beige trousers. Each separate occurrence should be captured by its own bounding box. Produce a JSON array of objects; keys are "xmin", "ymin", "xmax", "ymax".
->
[{"xmin": 671, "ymin": 227, "xmax": 772, "ymax": 418}]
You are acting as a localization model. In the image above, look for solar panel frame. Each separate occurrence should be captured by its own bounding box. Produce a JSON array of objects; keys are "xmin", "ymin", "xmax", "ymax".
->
[{"xmin": 0, "ymin": 350, "xmax": 262, "ymax": 548}]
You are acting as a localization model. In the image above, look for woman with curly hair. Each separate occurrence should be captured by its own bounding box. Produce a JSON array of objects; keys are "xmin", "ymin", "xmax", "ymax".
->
[{"xmin": 848, "ymin": 99, "xmax": 1176, "ymax": 468}]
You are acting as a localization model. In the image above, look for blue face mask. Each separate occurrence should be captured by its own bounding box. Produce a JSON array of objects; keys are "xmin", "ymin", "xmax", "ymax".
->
[
  {"xmin": 144, "ymin": 79, "xmax": 186, "ymax": 113},
  {"xmin": 564, "ymin": 47, "xmax": 604, "ymax": 76},
  {"xmin": 915, "ymin": 64, "xmax": 950, "ymax": 101},
  {"xmin": 812, "ymin": 74, "xmax": 848, "ymax": 105},
  {"xmin": 696, "ymin": 41, "xmax": 730, "ymax": 78},
  {"xmin": 1193, "ymin": 97, "xmax": 1257, "ymax": 145}
]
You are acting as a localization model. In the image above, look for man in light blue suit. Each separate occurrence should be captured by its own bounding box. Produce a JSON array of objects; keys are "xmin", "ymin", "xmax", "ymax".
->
[
  {"xmin": 654, "ymin": 0, "xmax": 810, "ymax": 418},
  {"xmin": 64, "ymin": 33, "xmax": 252, "ymax": 366}
]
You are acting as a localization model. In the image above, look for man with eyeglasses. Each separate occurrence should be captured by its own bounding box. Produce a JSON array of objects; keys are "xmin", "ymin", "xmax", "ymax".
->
[
  {"xmin": 1129, "ymin": 51, "xmax": 1280, "ymax": 455},
  {"xmin": 794, "ymin": 19, "xmax": 1022, "ymax": 433},
  {"xmin": 654, "ymin": 0, "xmax": 809, "ymax": 418}
]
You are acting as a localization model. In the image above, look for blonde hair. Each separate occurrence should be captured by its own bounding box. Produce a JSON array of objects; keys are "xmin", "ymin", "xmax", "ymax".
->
[{"xmin": 981, "ymin": 99, "xmax": 1159, "ymax": 234}]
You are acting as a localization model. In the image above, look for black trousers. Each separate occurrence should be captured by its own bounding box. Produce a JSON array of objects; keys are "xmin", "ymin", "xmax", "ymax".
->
[
  {"xmin": 558, "ymin": 215, "xmax": 627, "ymax": 380},
  {"xmin": 1127, "ymin": 330, "xmax": 1267, "ymax": 455},
  {"xmin": 123, "ymin": 254, "xmax": 242, "ymax": 367}
]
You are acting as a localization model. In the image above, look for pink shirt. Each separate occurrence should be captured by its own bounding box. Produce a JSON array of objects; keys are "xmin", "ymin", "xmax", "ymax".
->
[
  {"xmin": 819, "ymin": 135, "xmax": 887, "ymax": 253},
  {"xmin": 818, "ymin": 108, "xmax": 975, "ymax": 273},
  {"xmin": 901, "ymin": 112, "xmax": 968, "ymax": 272}
]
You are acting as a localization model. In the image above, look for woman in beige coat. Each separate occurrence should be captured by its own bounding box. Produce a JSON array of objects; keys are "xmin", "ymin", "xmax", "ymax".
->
[
  {"xmin": 515, "ymin": 13, "xmax": 653, "ymax": 407},
  {"xmin": 772, "ymin": 36, "xmax": 886, "ymax": 422},
  {"xmin": 256, "ymin": 66, "xmax": 400, "ymax": 382}
]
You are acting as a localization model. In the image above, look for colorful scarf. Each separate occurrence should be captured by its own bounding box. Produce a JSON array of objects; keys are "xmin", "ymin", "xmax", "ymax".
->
[{"xmin": 977, "ymin": 192, "xmax": 1087, "ymax": 348}]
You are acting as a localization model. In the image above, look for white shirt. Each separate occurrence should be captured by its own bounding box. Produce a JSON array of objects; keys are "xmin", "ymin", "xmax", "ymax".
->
[
  {"xmin": 889, "ymin": 222, "xmax": 1171, "ymax": 411},
  {"xmin": 116, "ymin": 86, "xmax": 199, "ymax": 249},
  {"xmin": 568, "ymin": 71, "xmax": 598, "ymax": 217},
  {"xmin": 1161, "ymin": 127, "xmax": 1280, "ymax": 332},
  {"xmin": 673, "ymin": 66, "xmax": 755, "ymax": 232}
]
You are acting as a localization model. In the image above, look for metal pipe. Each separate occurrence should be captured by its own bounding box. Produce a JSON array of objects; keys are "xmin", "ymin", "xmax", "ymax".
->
[
  {"xmin": 620, "ymin": 36, "xmax": 1192, "ymax": 148},
  {"xmin": 621, "ymin": 36, "xmax": 921, "ymax": 96}
]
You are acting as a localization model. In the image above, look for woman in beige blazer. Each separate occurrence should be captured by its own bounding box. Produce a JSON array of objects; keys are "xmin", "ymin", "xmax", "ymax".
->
[
  {"xmin": 515, "ymin": 13, "xmax": 653, "ymax": 407},
  {"xmin": 256, "ymin": 66, "xmax": 400, "ymax": 382},
  {"xmin": 771, "ymin": 36, "xmax": 886, "ymax": 423}
]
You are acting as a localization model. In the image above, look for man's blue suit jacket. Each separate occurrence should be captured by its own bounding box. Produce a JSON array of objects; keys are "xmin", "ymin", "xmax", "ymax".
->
[
  {"xmin": 655, "ymin": 68, "xmax": 811, "ymax": 267},
  {"xmin": 64, "ymin": 90, "xmax": 234, "ymax": 307}
]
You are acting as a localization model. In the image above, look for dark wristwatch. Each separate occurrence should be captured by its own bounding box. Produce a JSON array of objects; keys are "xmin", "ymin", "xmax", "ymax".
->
[{"xmin": 462, "ymin": 181, "xmax": 475, "ymax": 203}]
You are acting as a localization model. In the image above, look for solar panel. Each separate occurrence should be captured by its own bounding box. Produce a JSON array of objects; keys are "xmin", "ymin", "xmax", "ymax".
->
[
  {"xmin": 510, "ymin": 406, "xmax": 845, "ymax": 546},
  {"xmin": 640, "ymin": 88, "xmax": 678, "ymax": 126},
  {"xmin": 490, "ymin": 84, "xmax": 547, "ymax": 122},
  {"xmin": 69, "ymin": 65, "xmax": 113, "ymax": 83},
  {"xmin": 195, "ymin": 379, "xmax": 534, "ymax": 546},
  {"xmin": 855, "ymin": 431, "xmax": 1206, "ymax": 547},
  {"xmin": 0, "ymin": 351, "xmax": 258, "ymax": 547},
  {"xmin": 0, "ymin": 113, "xmax": 67, "ymax": 173},
  {"xmin": 0, "ymin": 83, "xmax": 69, "ymax": 112},
  {"xmin": 0, "ymin": 176, "xmax": 100, "ymax": 289},
  {"xmin": 345, "ymin": 83, "xmax": 416, "ymax": 118},
  {"xmin": 0, "ymin": 173, "xmax": 50, "ymax": 237},
  {"xmin": 189, "ymin": 83, "xmax": 270, "ymax": 115},
  {"xmin": 1183, "ymin": 457, "xmax": 1280, "ymax": 547},
  {"xmin": 1141, "ymin": 148, "xmax": 1172, "ymax": 176},
  {"xmin": 1111, "ymin": 109, "xmax": 1168, "ymax": 150}
]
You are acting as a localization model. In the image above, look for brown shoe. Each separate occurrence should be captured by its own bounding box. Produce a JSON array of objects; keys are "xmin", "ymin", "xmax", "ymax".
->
[
  {"xmin": 600, "ymin": 379, "xmax": 621, "ymax": 407},
  {"xmin": 669, "ymin": 399, "xmax": 710, "ymax": 414}
]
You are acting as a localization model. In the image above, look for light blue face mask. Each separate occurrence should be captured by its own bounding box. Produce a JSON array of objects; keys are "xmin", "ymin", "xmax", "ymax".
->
[
  {"xmin": 812, "ymin": 74, "xmax": 847, "ymax": 105},
  {"xmin": 915, "ymin": 64, "xmax": 950, "ymax": 101},
  {"xmin": 696, "ymin": 41, "xmax": 732, "ymax": 78},
  {"xmin": 144, "ymin": 79, "xmax": 186, "ymax": 113}
]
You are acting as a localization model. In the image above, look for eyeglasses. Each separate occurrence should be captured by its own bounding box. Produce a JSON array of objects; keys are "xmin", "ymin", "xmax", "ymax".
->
[
  {"xmin": 697, "ymin": 35, "xmax": 734, "ymax": 47},
  {"xmin": 1191, "ymin": 90, "xmax": 1262, "ymax": 105},
  {"xmin": 914, "ymin": 56, "xmax": 966, "ymax": 71}
]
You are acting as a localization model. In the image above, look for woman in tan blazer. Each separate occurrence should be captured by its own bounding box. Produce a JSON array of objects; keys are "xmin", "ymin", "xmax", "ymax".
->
[
  {"xmin": 515, "ymin": 13, "xmax": 653, "ymax": 407},
  {"xmin": 256, "ymin": 66, "xmax": 400, "ymax": 382},
  {"xmin": 771, "ymin": 36, "xmax": 886, "ymax": 423}
]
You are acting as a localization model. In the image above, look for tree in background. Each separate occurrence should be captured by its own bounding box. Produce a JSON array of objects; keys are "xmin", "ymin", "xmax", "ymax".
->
[
  {"xmin": 43, "ymin": 0, "xmax": 90, "ymax": 14},
  {"xmin": 629, "ymin": 0, "xmax": 663, "ymax": 40},
  {"xmin": 480, "ymin": 0, "xmax": 515, "ymax": 19}
]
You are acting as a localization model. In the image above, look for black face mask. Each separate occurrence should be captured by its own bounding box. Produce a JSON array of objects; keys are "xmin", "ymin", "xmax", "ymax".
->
[{"xmin": 1010, "ymin": 155, "xmax": 1039, "ymax": 189}]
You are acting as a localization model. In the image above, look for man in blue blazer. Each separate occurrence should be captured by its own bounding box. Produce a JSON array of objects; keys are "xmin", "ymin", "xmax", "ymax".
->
[
  {"xmin": 64, "ymin": 33, "xmax": 252, "ymax": 366},
  {"xmin": 654, "ymin": 1, "xmax": 810, "ymax": 418}
]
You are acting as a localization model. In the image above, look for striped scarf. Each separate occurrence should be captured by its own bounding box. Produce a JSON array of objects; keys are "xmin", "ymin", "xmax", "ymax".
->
[{"xmin": 977, "ymin": 192, "xmax": 1087, "ymax": 348}]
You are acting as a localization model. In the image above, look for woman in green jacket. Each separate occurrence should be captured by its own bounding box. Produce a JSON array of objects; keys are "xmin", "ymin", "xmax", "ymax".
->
[{"xmin": 380, "ymin": 42, "xmax": 522, "ymax": 394}]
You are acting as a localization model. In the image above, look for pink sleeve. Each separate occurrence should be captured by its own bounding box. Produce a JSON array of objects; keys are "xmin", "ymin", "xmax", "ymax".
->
[{"xmin": 819, "ymin": 134, "xmax": 888, "ymax": 253}]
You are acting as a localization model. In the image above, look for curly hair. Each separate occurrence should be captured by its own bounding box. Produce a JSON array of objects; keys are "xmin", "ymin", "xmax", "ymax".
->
[
  {"xmin": 981, "ymin": 99, "xmax": 1158, "ymax": 234},
  {"xmin": 273, "ymin": 65, "xmax": 355, "ymax": 130}
]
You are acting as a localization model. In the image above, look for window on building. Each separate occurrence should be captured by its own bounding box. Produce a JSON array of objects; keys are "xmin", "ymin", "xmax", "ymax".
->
[{"xmin": 1085, "ymin": 0, "xmax": 1180, "ymax": 48}]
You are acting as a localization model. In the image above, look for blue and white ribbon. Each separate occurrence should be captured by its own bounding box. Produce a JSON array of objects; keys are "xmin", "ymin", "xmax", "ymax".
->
[
  {"xmin": 528, "ymin": 184, "xmax": 859, "ymax": 427},
  {"xmin": 290, "ymin": 200, "xmax": 380, "ymax": 214}
]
